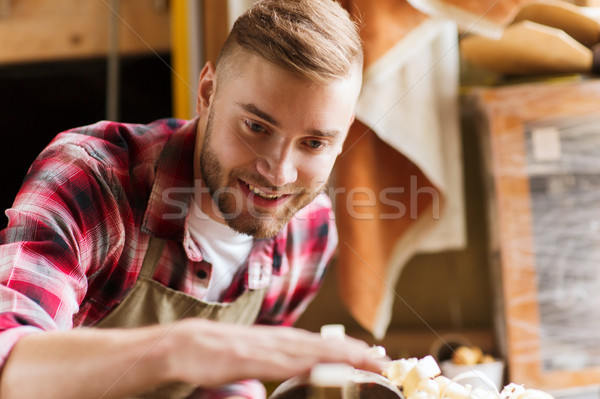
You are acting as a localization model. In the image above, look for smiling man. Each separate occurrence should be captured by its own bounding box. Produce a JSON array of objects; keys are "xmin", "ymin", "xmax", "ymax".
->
[
  {"xmin": 196, "ymin": 49, "xmax": 360, "ymax": 239},
  {"xmin": 0, "ymin": 1, "xmax": 378, "ymax": 398}
]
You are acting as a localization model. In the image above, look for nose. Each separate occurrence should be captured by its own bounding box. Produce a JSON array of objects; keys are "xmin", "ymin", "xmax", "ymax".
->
[{"xmin": 255, "ymin": 147, "xmax": 298, "ymax": 187}]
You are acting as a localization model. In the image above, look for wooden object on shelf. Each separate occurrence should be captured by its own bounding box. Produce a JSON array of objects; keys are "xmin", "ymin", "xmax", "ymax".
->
[
  {"xmin": 406, "ymin": 0, "xmax": 530, "ymax": 38},
  {"xmin": 511, "ymin": 0, "xmax": 600, "ymax": 47},
  {"xmin": 0, "ymin": 0, "xmax": 170, "ymax": 64},
  {"xmin": 469, "ymin": 79, "xmax": 600, "ymax": 391},
  {"xmin": 460, "ymin": 21, "xmax": 593, "ymax": 76}
]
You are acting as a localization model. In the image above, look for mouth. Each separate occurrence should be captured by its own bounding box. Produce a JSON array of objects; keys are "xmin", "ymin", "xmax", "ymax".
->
[
  {"xmin": 247, "ymin": 183, "xmax": 284, "ymax": 200},
  {"xmin": 238, "ymin": 179, "xmax": 291, "ymax": 206}
]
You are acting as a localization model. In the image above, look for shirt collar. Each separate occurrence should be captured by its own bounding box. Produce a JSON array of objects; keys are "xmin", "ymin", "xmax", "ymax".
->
[
  {"xmin": 246, "ymin": 226, "xmax": 289, "ymax": 288},
  {"xmin": 183, "ymin": 220, "xmax": 289, "ymax": 283},
  {"xmin": 142, "ymin": 118, "xmax": 198, "ymax": 241}
]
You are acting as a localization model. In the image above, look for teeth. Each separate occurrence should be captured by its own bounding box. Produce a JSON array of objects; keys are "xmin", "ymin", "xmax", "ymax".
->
[{"xmin": 247, "ymin": 184, "xmax": 282, "ymax": 199}]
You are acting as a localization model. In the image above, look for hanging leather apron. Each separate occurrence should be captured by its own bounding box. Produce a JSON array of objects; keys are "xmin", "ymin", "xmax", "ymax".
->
[{"xmin": 95, "ymin": 237, "xmax": 267, "ymax": 399}]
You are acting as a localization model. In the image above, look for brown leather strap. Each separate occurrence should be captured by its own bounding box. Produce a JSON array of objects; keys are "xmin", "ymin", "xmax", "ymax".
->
[{"xmin": 139, "ymin": 237, "xmax": 167, "ymax": 279}]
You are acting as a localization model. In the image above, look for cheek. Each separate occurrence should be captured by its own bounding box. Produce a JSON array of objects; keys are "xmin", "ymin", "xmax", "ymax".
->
[
  {"xmin": 298, "ymin": 155, "xmax": 337, "ymax": 189},
  {"xmin": 211, "ymin": 125, "xmax": 256, "ymax": 167}
]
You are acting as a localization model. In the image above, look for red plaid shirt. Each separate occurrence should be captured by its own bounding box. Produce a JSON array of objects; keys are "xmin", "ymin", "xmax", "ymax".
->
[{"xmin": 0, "ymin": 118, "xmax": 337, "ymax": 398}]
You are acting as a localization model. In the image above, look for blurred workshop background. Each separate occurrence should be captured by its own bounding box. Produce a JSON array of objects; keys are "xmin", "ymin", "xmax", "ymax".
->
[{"xmin": 2, "ymin": 1, "xmax": 600, "ymax": 397}]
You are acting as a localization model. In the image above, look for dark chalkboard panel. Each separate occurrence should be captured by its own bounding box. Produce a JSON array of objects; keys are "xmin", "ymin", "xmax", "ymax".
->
[
  {"xmin": 524, "ymin": 115, "xmax": 600, "ymax": 374},
  {"xmin": 0, "ymin": 53, "xmax": 172, "ymax": 226},
  {"xmin": 471, "ymin": 79, "xmax": 600, "ymax": 392}
]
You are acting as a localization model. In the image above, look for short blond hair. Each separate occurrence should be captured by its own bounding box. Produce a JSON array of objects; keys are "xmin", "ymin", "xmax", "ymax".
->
[{"xmin": 217, "ymin": 0, "xmax": 363, "ymax": 83}]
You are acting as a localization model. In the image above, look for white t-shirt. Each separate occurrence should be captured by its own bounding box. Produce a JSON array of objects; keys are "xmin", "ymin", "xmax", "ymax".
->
[{"xmin": 187, "ymin": 200, "xmax": 253, "ymax": 302}]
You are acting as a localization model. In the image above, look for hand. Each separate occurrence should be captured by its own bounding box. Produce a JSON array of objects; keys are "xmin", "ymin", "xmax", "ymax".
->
[{"xmin": 164, "ymin": 319, "xmax": 387, "ymax": 387}]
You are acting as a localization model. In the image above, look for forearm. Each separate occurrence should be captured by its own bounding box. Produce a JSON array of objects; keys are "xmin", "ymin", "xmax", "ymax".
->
[
  {"xmin": 0, "ymin": 319, "xmax": 387, "ymax": 399},
  {"xmin": 0, "ymin": 324, "xmax": 175, "ymax": 399}
]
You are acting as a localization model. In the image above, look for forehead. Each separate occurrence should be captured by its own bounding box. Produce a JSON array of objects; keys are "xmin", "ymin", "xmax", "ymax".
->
[
  {"xmin": 215, "ymin": 54, "xmax": 360, "ymax": 132},
  {"xmin": 216, "ymin": 47, "xmax": 362, "ymax": 92},
  {"xmin": 217, "ymin": 50, "xmax": 362, "ymax": 102}
]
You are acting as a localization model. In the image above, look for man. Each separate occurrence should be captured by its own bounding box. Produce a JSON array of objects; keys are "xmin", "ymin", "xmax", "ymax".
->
[{"xmin": 0, "ymin": 0, "xmax": 382, "ymax": 398}]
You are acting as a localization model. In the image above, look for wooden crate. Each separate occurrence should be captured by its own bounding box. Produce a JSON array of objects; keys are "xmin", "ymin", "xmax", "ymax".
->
[{"xmin": 469, "ymin": 78, "xmax": 600, "ymax": 391}]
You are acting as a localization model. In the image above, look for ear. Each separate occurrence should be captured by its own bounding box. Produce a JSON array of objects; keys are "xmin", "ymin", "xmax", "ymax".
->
[{"xmin": 196, "ymin": 61, "xmax": 216, "ymax": 117}]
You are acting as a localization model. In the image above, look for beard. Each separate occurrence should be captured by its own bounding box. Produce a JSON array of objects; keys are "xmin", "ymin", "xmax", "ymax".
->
[{"xmin": 199, "ymin": 110, "xmax": 324, "ymax": 239}]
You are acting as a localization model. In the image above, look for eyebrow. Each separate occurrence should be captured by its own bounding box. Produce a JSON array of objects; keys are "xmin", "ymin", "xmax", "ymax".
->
[
  {"xmin": 237, "ymin": 102, "xmax": 341, "ymax": 138},
  {"xmin": 238, "ymin": 102, "xmax": 280, "ymax": 127}
]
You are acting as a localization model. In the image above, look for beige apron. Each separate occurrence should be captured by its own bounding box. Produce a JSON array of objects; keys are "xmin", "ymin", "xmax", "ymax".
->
[{"xmin": 95, "ymin": 237, "xmax": 267, "ymax": 399}]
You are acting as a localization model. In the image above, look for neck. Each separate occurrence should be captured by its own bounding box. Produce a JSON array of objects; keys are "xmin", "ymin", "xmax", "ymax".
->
[{"xmin": 198, "ymin": 190, "xmax": 228, "ymax": 225}]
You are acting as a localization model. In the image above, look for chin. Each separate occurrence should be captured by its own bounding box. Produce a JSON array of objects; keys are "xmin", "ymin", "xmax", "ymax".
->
[
  {"xmin": 216, "ymin": 194, "xmax": 300, "ymax": 238},
  {"xmin": 224, "ymin": 212, "xmax": 291, "ymax": 239},
  {"xmin": 226, "ymin": 219, "xmax": 284, "ymax": 239}
]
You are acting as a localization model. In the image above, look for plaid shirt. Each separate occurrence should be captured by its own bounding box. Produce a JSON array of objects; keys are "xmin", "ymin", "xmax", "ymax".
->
[{"xmin": 0, "ymin": 118, "xmax": 337, "ymax": 398}]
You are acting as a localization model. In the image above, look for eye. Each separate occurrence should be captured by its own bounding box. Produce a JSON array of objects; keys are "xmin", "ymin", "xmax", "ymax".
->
[
  {"xmin": 245, "ymin": 120, "xmax": 265, "ymax": 133},
  {"xmin": 306, "ymin": 139, "xmax": 326, "ymax": 150}
]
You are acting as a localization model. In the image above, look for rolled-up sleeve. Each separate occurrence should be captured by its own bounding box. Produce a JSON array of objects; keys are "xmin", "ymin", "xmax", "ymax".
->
[{"xmin": 0, "ymin": 137, "xmax": 126, "ymax": 369}]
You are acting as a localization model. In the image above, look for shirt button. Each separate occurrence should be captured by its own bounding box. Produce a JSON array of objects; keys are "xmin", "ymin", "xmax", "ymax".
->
[{"xmin": 196, "ymin": 269, "xmax": 208, "ymax": 279}]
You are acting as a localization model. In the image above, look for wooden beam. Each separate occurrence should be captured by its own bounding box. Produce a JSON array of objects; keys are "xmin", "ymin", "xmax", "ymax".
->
[
  {"xmin": 0, "ymin": 0, "xmax": 170, "ymax": 64},
  {"xmin": 202, "ymin": 0, "xmax": 229, "ymax": 64}
]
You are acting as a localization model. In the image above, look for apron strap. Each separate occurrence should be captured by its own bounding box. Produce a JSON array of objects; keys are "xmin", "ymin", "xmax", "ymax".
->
[{"xmin": 139, "ymin": 237, "xmax": 167, "ymax": 279}]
